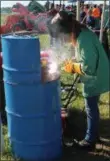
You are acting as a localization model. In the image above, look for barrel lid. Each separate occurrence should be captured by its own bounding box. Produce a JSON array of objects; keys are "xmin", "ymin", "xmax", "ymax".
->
[
  {"xmin": 1, "ymin": 30, "xmax": 39, "ymax": 39},
  {"xmin": 1, "ymin": 35, "xmax": 38, "ymax": 40}
]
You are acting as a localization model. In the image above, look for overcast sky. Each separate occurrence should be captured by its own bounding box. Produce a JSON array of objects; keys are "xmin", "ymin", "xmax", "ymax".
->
[{"xmin": 1, "ymin": 1, "xmax": 109, "ymax": 7}]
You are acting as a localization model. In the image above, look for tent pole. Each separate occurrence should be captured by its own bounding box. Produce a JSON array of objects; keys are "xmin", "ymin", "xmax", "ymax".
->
[
  {"xmin": 99, "ymin": 0, "xmax": 106, "ymax": 42},
  {"xmin": 60, "ymin": 0, "xmax": 62, "ymax": 6},
  {"xmin": 76, "ymin": 0, "xmax": 80, "ymax": 21},
  {"xmin": 63, "ymin": 0, "xmax": 65, "ymax": 10},
  {"xmin": 47, "ymin": 0, "xmax": 50, "ymax": 10},
  {"xmin": 74, "ymin": 0, "xmax": 80, "ymax": 80}
]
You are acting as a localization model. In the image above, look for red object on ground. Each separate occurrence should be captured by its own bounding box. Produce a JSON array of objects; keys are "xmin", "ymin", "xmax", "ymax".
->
[{"xmin": 61, "ymin": 109, "xmax": 68, "ymax": 133}]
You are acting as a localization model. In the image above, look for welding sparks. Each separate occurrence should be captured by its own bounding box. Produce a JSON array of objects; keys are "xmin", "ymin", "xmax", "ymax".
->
[{"xmin": 48, "ymin": 62, "xmax": 58, "ymax": 74}]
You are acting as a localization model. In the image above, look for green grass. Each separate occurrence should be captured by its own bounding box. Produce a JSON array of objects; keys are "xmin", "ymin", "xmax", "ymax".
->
[
  {"xmin": 39, "ymin": 34, "xmax": 50, "ymax": 50},
  {"xmin": 1, "ymin": 14, "xmax": 8, "ymax": 25},
  {"xmin": 1, "ymin": 14, "xmax": 110, "ymax": 161}
]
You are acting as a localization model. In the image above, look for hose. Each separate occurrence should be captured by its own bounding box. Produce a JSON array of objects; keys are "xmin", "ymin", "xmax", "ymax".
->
[{"xmin": 61, "ymin": 74, "xmax": 80, "ymax": 109}]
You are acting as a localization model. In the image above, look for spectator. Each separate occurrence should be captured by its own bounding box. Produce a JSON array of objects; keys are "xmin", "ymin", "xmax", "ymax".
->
[
  {"xmin": 80, "ymin": 6, "xmax": 86, "ymax": 23},
  {"xmin": 55, "ymin": 4, "xmax": 60, "ymax": 12},
  {"xmin": 98, "ymin": 4, "xmax": 103, "ymax": 16},
  {"xmin": 84, "ymin": 4, "xmax": 89, "ymax": 14},
  {"xmin": 92, "ymin": 5, "xmax": 101, "ymax": 19},
  {"xmin": 48, "ymin": 11, "xmax": 109, "ymax": 150},
  {"xmin": 86, "ymin": 9, "xmax": 95, "ymax": 28}
]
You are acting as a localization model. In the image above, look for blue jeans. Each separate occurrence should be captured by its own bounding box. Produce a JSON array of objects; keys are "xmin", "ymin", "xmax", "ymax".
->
[{"xmin": 84, "ymin": 96, "xmax": 100, "ymax": 143}]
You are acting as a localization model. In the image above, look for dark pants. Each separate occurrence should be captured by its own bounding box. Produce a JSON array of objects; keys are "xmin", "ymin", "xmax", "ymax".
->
[{"xmin": 84, "ymin": 96, "xmax": 100, "ymax": 143}]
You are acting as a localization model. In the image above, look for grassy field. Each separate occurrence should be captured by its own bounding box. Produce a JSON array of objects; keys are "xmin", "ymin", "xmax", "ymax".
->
[
  {"xmin": 1, "ymin": 14, "xmax": 110, "ymax": 161},
  {"xmin": 1, "ymin": 14, "xmax": 10, "ymax": 25}
]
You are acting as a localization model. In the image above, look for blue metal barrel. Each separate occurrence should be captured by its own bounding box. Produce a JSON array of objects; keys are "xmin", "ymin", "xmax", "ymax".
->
[{"xmin": 1, "ymin": 35, "xmax": 62, "ymax": 161}]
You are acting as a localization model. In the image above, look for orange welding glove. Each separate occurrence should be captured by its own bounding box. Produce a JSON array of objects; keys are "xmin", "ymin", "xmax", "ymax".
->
[
  {"xmin": 63, "ymin": 60, "xmax": 75, "ymax": 73},
  {"xmin": 63, "ymin": 60, "xmax": 83, "ymax": 75},
  {"xmin": 72, "ymin": 63, "xmax": 84, "ymax": 75}
]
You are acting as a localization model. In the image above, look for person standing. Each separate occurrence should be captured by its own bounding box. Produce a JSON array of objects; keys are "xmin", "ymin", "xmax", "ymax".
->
[{"xmin": 48, "ymin": 11, "xmax": 109, "ymax": 150}]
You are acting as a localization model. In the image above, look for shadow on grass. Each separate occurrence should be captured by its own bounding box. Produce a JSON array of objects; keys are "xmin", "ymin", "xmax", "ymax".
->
[
  {"xmin": 62, "ymin": 108, "xmax": 110, "ymax": 161},
  {"xmin": 61, "ymin": 145, "xmax": 110, "ymax": 161}
]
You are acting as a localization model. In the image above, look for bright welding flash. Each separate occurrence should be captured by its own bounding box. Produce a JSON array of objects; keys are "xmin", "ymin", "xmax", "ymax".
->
[{"xmin": 48, "ymin": 62, "xmax": 58, "ymax": 74}]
